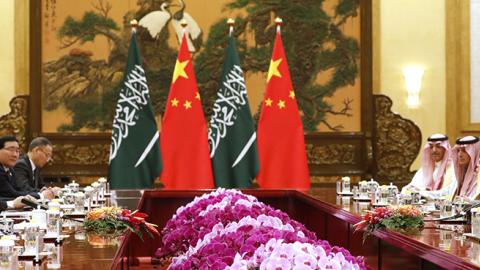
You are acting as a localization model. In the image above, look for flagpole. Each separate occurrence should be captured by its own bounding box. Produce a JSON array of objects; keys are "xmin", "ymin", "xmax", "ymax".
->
[
  {"xmin": 130, "ymin": 19, "xmax": 138, "ymax": 34},
  {"xmin": 275, "ymin": 17, "xmax": 283, "ymax": 34},
  {"xmin": 227, "ymin": 18, "xmax": 235, "ymax": 37}
]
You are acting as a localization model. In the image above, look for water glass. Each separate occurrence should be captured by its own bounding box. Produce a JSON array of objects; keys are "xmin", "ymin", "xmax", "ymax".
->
[
  {"xmin": 1, "ymin": 218, "xmax": 14, "ymax": 234},
  {"xmin": 74, "ymin": 192, "xmax": 85, "ymax": 213},
  {"xmin": 24, "ymin": 224, "xmax": 40, "ymax": 253},
  {"xmin": 352, "ymin": 186, "xmax": 359, "ymax": 198},
  {"xmin": 342, "ymin": 177, "xmax": 351, "ymax": 193},
  {"xmin": 98, "ymin": 177, "xmax": 107, "ymax": 199},
  {"xmin": 411, "ymin": 191, "xmax": 421, "ymax": 204},
  {"xmin": 45, "ymin": 243, "xmax": 61, "ymax": 269},
  {"xmin": 341, "ymin": 196, "xmax": 351, "ymax": 206},
  {"xmin": 359, "ymin": 182, "xmax": 369, "ymax": 197},
  {"xmin": 336, "ymin": 181, "xmax": 342, "ymax": 194},
  {"xmin": 440, "ymin": 201, "xmax": 454, "ymax": 218},
  {"xmin": 379, "ymin": 186, "xmax": 390, "ymax": 205},
  {"xmin": 434, "ymin": 198, "xmax": 446, "ymax": 210},
  {"xmin": 0, "ymin": 239, "xmax": 14, "ymax": 267},
  {"xmin": 46, "ymin": 210, "xmax": 61, "ymax": 235},
  {"xmin": 472, "ymin": 208, "xmax": 480, "ymax": 236}
]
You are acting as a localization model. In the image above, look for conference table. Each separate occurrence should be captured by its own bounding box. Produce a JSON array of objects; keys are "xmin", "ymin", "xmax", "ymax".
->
[{"xmin": 31, "ymin": 188, "xmax": 480, "ymax": 269}]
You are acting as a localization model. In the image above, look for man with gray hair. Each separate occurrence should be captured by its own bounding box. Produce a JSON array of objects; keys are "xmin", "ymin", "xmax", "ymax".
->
[{"xmin": 14, "ymin": 137, "xmax": 55, "ymax": 199}]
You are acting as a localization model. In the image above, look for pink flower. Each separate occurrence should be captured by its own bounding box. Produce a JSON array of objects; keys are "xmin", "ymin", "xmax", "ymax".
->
[
  {"xmin": 225, "ymin": 253, "xmax": 248, "ymax": 270},
  {"xmin": 260, "ymin": 257, "xmax": 292, "ymax": 270},
  {"xmin": 317, "ymin": 256, "xmax": 342, "ymax": 270},
  {"xmin": 294, "ymin": 252, "xmax": 317, "ymax": 268}
]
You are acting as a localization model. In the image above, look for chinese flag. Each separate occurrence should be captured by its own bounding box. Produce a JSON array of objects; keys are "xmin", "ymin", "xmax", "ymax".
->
[
  {"xmin": 257, "ymin": 32, "xmax": 310, "ymax": 189},
  {"xmin": 160, "ymin": 34, "xmax": 214, "ymax": 189}
]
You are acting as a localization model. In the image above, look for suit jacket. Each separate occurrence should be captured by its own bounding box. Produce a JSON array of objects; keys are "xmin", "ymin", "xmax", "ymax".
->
[
  {"xmin": 0, "ymin": 165, "xmax": 40, "ymax": 200},
  {"xmin": 0, "ymin": 201, "xmax": 6, "ymax": 211},
  {"xmin": 13, "ymin": 155, "xmax": 45, "ymax": 192}
]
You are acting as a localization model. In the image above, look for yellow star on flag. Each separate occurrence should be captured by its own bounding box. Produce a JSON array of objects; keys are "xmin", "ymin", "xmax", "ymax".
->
[
  {"xmin": 267, "ymin": 58, "xmax": 282, "ymax": 82},
  {"xmin": 277, "ymin": 100, "xmax": 285, "ymax": 109},
  {"xmin": 172, "ymin": 59, "xmax": 189, "ymax": 83},
  {"xmin": 171, "ymin": 98, "xmax": 179, "ymax": 107},
  {"xmin": 184, "ymin": 100, "xmax": 192, "ymax": 110},
  {"xmin": 289, "ymin": 90, "xmax": 295, "ymax": 99},
  {"xmin": 265, "ymin": 98, "xmax": 273, "ymax": 107},
  {"xmin": 195, "ymin": 92, "xmax": 201, "ymax": 100}
]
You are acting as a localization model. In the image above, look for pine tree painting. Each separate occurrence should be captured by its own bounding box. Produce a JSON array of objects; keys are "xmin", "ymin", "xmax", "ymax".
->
[{"xmin": 42, "ymin": 0, "xmax": 360, "ymax": 133}]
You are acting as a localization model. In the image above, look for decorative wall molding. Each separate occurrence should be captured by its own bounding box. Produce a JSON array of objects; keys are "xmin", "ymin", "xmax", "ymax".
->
[
  {"xmin": 52, "ymin": 143, "xmax": 109, "ymax": 165},
  {"xmin": 306, "ymin": 143, "xmax": 356, "ymax": 165},
  {"xmin": 0, "ymin": 95, "xmax": 29, "ymax": 150}
]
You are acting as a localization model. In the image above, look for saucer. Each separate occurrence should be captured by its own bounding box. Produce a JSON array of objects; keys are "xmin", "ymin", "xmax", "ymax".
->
[
  {"xmin": 353, "ymin": 196, "xmax": 371, "ymax": 201},
  {"xmin": 464, "ymin": 233, "xmax": 480, "ymax": 242},
  {"xmin": 337, "ymin": 191, "xmax": 353, "ymax": 196},
  {"xmin": 371, "ymin": 203, "xmax": 389, "ymax": 207}
]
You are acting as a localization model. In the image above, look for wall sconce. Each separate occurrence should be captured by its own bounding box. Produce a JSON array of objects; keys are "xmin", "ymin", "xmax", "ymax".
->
[{"xmin": 402, "ymin": 66, "xmax": 424, "ymax": 109}]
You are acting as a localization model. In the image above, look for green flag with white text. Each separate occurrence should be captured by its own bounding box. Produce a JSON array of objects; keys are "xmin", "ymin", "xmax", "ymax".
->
[
  {"xmin": 208, "ymin": 35, "xmax": 259, "ymax": 188},
  {"xmin": 108, "ymin": 31, "xmax": 162, "ymax": 189}
]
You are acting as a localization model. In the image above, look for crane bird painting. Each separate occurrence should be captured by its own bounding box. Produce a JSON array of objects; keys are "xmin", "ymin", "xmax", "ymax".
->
[
  {"xmin": 139, "ymin": 0, "xmax": 203, "ymax": 53},
  {"xmin": 138, "ymin": 3, "xmax": 172, "ymax": 40}
]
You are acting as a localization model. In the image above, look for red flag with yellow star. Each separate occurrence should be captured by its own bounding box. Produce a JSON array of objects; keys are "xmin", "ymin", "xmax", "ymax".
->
[
  {"xmin": 160, "ymin": 34, "xmax": 214, "ymax": 189},
  {"xmin": 257, "ymin": 32, "xmax": 310, "ymax": 189}
]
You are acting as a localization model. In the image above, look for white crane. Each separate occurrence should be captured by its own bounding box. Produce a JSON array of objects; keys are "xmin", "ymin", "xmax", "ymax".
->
[
  {"xmin": 170, "ymin": 0, "xmax": 203, "ymax": 53},
  {"xmin": 138, "ymin": 3, "xmax": 172, "ymax": 39}
]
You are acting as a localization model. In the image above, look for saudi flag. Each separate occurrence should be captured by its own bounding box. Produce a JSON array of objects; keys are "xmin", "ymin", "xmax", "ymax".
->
[
  {"xmin": 208, "ymin": 35, "xmax": 259, "ymax": 188},
  {"xmin": 108, "ymin": 30, "xmax": 162, "ymax": 189}
]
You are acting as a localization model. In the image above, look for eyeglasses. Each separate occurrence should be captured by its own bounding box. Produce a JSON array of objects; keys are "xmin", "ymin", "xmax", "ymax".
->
[
  {"xmin": 39, "ymin": 148, "xmax": 52, "ymax": 161},
  {"xmin": 1, "ymin": 146, "xmax": 21, "ymax": 154}
]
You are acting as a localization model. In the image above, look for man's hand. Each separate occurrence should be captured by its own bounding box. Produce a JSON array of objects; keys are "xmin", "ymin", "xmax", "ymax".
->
[
  {"xmin": 12, "ymin": 196, "xmax": 26, "ymax": 209},
  {"xmin": 50, "ymin": 187, "xmax": 61, "ymax": 197},
  {"xmin": 41, "ymin": 188, "xmax": 55, "ymax": 200}
]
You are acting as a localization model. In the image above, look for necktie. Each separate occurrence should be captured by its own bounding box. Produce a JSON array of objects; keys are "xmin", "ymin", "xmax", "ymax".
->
[{"xmin": 5, "ymin": 169, "xmax": 12, "ymax": 183}]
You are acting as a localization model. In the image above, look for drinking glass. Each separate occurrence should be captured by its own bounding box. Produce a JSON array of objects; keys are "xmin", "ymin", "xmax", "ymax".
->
[
  {"xmin": 352, "ymin": 186, "xmax": 359, "ymax": 199},
  {"xmin": 336, "ymin": 181, "xmax": 342, "ymax": 194},
  {"xmin": 342, "ymin": 177, "xmax": 350, "ymax": 193},
  {"xmin": 74, "ymin": 192, "xmax": 85, "ymax": 213},
  {"xmin": 411, "ymin": 191, "xmax": 421, "ymax": 204},
  {"xmin": 46, "ymin": 210, "xmax": 61, "ymax": 236},
  {"xmin": 98, "ymin": 178, "xmax": 107, "ymax": 199},
  {"xmin": 0, "ymin": 239, "xmax": 14, "ymax": 268},
  {"xmin": 24, "ymin": 224, "xmax": 40, "ymax": 254},
  {"xmin": 1, "ymin": 218, "xmax": 14, "ymax": 234},
  {"xmin": 472, "ymin": 208, "xmax": 480, "ymax": 236},
  {"xmin": 440, "ymin": 201, "xmax": 454, "ymax": 219}
]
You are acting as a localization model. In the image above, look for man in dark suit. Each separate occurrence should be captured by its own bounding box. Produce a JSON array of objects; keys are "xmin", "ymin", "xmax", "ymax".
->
[
  {"xmin": 0, "ymin": 135, "xmax": 51, "ymax": 205},
  {"xmin": 14, "ymin": 137, "xmax": 56, "ymax": 198}
]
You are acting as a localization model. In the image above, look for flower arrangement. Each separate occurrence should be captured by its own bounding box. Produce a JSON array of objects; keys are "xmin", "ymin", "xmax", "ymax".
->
[
  {"xmin": 354, "ymin": 205, "xmax": 424, "ymax": 241},
  {"xmin": 228, "ymin": 239, "xmax": 364, "ymax": 270},
  {"xmin": 84, "ymin": 207, "xmax": 159, "ymax": 240},
  {"xmin": 156, "ymin": 189, "xmax": 315, "ymax": 258},
  {"xmin": 156, "ymin": 189, "xmax": 368, "ymax": 270}
]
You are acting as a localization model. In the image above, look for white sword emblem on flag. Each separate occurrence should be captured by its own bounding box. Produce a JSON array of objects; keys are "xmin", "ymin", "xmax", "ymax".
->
[
  {"xmin": 135, "ymin": 131, "xmax": 160, "ymax": 167},
  {"xmin": 231, "ymin": 132, "xmax": 256, "ymax": 168}
]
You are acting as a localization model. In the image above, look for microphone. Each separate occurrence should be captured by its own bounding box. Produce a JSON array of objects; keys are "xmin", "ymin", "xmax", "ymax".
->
[
  {"xmin": 434, "ymin": 200, "xmax": 480, "ymax": 221},
  {"xmin": 21, "ymin": 198, "xmax": 48, "ymax": 210}
]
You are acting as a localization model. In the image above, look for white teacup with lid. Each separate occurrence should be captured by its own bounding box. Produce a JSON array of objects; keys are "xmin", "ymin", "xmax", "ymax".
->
[{"xmin": 30, "ymin": 206, "xmax": 47, "ymax": 228}]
